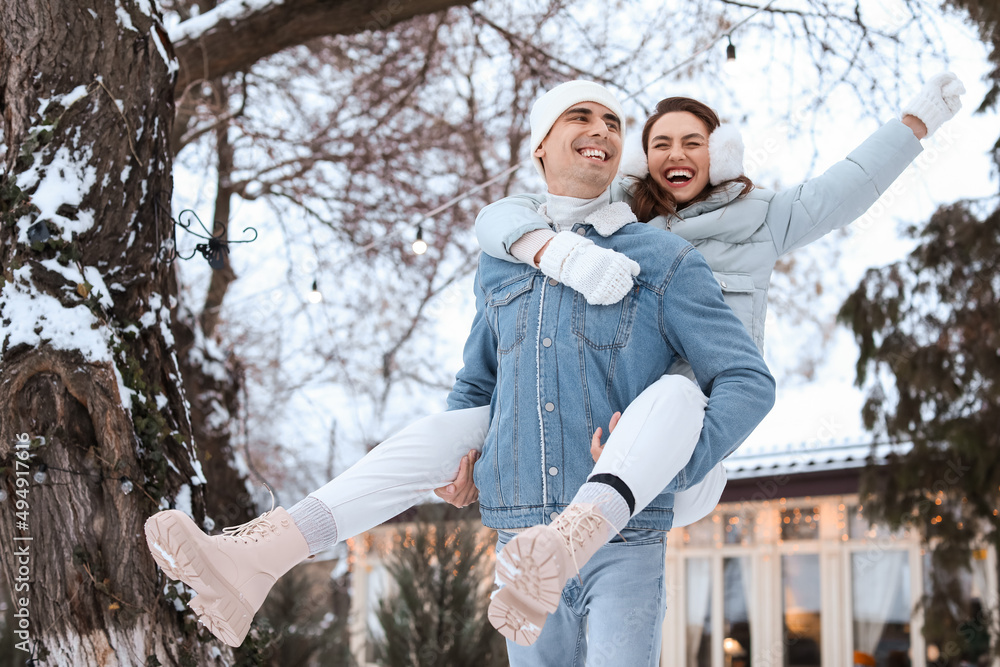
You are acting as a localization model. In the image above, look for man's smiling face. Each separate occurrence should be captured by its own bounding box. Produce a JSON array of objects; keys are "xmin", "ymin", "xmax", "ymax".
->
[{"xmin": 533, "ymin": 102, "xmax": 622, "ymax": 198}]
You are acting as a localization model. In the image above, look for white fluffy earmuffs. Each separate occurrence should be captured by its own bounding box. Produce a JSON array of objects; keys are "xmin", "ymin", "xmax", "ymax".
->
[
  {"xmin": 707, "ymin": 124, "xmax": 744, "ymax": 185},
  {"xmin": 618, "ymin": 130, "xmax": 649, "ymax": 179},
  {"xmin": 618, "ymin": 123, "xmax": 745, "ymax": 186}
]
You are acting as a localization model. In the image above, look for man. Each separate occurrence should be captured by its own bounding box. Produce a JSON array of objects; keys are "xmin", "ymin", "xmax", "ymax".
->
[{"xmin": 446, "ymin": 80, "xmax": 775, "ymax": 664}]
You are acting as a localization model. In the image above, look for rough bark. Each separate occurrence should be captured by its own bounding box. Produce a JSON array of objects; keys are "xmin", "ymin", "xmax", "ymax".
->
[{"xmin": 0, "ymin": 1, "xmax": 224, "ymax": 664}]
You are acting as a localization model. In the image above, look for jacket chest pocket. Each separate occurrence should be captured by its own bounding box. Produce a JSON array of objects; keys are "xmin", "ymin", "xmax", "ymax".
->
[
  {"xmin": 571, "ymin": 290, "xmax": 638, "ymax": 349},
  {"xmin": 487, "ymin": 274, "xmax": 534, "ymax": 355},
  {"xmin": 714, "ymin": 271, "xmax": 755, "ymax": 338}
]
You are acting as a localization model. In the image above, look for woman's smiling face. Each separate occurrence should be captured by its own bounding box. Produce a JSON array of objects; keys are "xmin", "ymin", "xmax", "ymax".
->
[{"xmin": 645, "ymin": 111, "xmax": 712, "ymax": 204}]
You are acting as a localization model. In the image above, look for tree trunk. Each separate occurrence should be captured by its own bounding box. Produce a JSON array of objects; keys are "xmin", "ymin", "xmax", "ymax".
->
[
  {"xmin": 0, "ymin": 1, "xmax": 225, "ymax": 664},
  {"xmin": 199, "ymin": 83, "xmax": 238, "ymax": 340}
]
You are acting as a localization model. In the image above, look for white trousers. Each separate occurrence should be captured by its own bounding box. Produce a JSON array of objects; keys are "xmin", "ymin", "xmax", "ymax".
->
[{"xmin": 308, "ymin": 375, "xmax": 726, "ymax": 542}]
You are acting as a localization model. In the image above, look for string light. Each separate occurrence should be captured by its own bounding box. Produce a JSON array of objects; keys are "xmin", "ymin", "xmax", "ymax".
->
[
  {"xmin": 412, "ymin": 226, "xmax": 428, "ymax": 255},
  {"xmin": 27, "ymin": 221, "xmax": 51, "ymax": 244},
  {"xmin": 307, "ymin": 278, "xmax": 323, "ymax": 304},
  {"xmin": 724, "ymin": 34, "xmax": 740, "ymax": 75},
  {"xmin": 7, "ymin": 458, "xmax": 139, "ymax": 498}
]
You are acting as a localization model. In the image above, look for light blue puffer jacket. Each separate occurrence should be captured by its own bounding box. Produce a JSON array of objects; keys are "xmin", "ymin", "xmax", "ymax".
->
[{"xmin": 476, "ymin": 119, "xmax": 923, "ymax": 351}]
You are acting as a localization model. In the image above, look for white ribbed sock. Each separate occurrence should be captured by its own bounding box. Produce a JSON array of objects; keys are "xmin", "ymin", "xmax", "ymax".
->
[
  {"xmin": 570, "ymin": 482, "xmax": 631, "ymax": 536},
  {"xmin": 287, "ymin": 496, "xmax": 339, "ymax": 556}
]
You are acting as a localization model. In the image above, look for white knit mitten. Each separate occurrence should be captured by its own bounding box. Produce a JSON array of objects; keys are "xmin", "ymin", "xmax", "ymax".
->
[
  {"xmin": 901, "ymin": 72, "xmax": 965, "ymax": 137},
  {"xmin": 538, "ymin": 231, "xmax": 640, "ymax": 306}
]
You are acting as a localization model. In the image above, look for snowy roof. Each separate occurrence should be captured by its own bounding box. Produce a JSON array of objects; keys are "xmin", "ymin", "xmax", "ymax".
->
[{"xmin": 724, "ymin": 438, "xmax": 911, "ymax": 480}]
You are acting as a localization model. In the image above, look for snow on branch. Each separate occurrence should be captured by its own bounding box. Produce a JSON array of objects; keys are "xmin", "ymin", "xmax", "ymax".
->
[
  {"xmin": 168, "ymin": 0, "xmax": 283, "ymax": 44},
  {"xmin": 168, "ymin": 0, "xmax": 474, "ymax": 97}
]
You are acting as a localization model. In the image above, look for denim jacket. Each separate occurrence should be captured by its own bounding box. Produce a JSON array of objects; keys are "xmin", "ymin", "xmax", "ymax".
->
[{"xmin": 447, "ymin": 222, "xmax": 775, "ymax": 531}]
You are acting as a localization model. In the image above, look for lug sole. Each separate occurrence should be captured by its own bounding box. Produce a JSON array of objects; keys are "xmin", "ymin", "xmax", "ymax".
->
[
  {"xmin": 144, "ymin": 510, "xmax": 254, "ymax": 647},
  {"xmin": 488, "ymin": 528, "xmax": 568, "ymax": 646}
]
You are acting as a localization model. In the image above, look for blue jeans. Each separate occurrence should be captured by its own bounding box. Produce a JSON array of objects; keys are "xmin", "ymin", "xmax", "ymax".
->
[{"xmin": 495, "ymin": 529, "xmax": 668, "ymax": 667}]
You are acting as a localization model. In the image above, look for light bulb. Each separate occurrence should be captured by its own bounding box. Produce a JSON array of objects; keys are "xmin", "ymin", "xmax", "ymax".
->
[
  {"xmin": 33, "ymin": 465, "xmax": 48, "ymax": 484},
  {"xmin": 0, "ymin": 488, "xmax": 7, "ymax": 502},
  {"xmin": 724, "ymin": 36, "xmax": 739, "ymax": 75},
  {"xmin": 120, "ymin": 477, "xmax": 134, "ymax": 495},
  {"xmin": 412, "ymin": 226, "xmax": 428, "ymax": 255},
  {"xmin": 307, "ymin": 279, "xmax": 323, "ymax": 304}
]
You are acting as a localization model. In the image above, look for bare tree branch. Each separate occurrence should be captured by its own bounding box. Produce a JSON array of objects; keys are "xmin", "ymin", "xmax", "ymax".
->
[{"xmin": 170, "ymin": 0, "xmax": 476, "ymax": 97}]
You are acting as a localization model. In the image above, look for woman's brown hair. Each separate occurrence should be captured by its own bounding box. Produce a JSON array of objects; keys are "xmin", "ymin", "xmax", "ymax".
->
[{"xmin": 629, "ymin": 97, "xmax": 754, "ymax": 223}]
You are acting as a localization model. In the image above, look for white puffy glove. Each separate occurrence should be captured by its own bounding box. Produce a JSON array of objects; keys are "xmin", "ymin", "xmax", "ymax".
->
[
  {"xmin": 538, "ymin": 230, "xmax": 641, "ymax": 306},
  {"xmin": 901, "ymin": 72, "xmax": 965, "ymax": 137}
]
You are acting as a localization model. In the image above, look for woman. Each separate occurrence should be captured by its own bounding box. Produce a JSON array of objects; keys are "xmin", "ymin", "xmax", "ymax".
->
[{"xmin": 462, "ymin": 73, "xmax": 963, "ymax": 539}]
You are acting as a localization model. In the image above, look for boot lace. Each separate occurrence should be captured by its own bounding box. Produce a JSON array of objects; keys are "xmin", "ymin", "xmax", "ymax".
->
[
  {"xmin": 221, "ymin": 484, "xmax": 278, "ymax": 542},
  {"xmin": 555, "ymin": 504, "xmax": 621, "ymax": 577}
]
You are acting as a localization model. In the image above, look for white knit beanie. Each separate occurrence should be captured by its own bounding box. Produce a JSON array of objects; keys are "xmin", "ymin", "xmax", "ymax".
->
[{"xmin": 530, "ymin": 80, "xmax": 626, "ymax": 177}]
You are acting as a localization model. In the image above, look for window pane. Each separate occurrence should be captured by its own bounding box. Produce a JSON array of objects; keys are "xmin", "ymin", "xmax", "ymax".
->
[
  {"xmin": 724, "ymin": 557, "xmax": 752, "ymax": 667},
  {"xmin": 686, "ymin": 515, "xmax": 717, "ymax": 547},
  {"xmin": 724, "ymin": 510, "xmax": 755, "ymax": 545},
  {"xmin": 922, "ymin": 551, "xmax": 989, "ymax": 666},
  {"xmin": 687, "ymin": 558, "xmax": 712, "ymax": 667},
  {"xmin": 853, "ymin": 550, "xmax": 911, "ymax": 667},
  {"xmin": 848, "ymin": 505, "xmax": 906, "ymax": 541},
  {"xmin": 782, "ymin": 554, "xmax": 821, "ymax": 667},
  {"xmin": 780, "ymin": 506, "xmax": 820, "ymax": 541}
]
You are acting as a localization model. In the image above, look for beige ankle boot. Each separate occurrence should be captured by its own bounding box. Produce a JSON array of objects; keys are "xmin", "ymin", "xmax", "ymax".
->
[
  {"xmin": 144, "ymin": 507, "xmax": 310, "ymax": 647},
  {"xmin": 488, "ymin": 503, "xmax": 611, "ymax": 646}
]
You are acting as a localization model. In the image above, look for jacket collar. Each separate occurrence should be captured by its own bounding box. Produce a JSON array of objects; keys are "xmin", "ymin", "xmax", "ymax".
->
[{"xmin": 676, "ymin": 182, "xmax": 745, "ymax": 220}]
